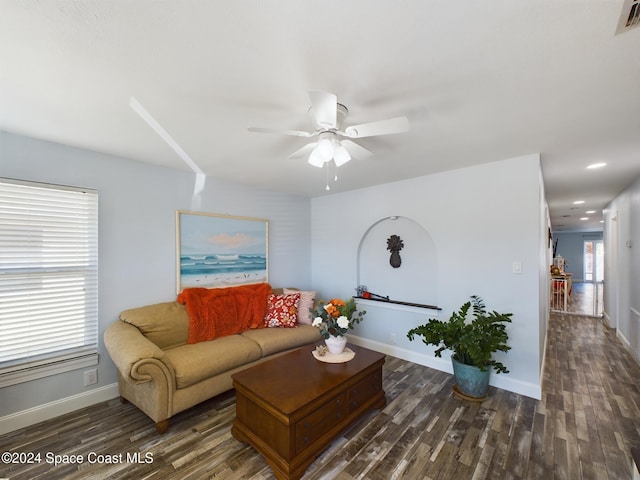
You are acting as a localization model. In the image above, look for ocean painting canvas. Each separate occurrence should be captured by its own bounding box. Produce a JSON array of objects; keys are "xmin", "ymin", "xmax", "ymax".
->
[{"xmin": 176, "ymin": 211, "xmax": 268, "ymax": 291}]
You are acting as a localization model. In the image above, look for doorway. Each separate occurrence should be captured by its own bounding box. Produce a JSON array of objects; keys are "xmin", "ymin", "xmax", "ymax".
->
[
  {"xmin": 579, "ymin": 240, "xmax": 604, "ymax": 317},
  {"xmin": 584, "ymin": 240, "xmax": 604, "ymax": 282}
]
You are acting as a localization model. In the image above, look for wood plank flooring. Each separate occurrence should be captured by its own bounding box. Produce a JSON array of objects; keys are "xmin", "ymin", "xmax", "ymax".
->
[
  {"xmin": 1, "ymin": 312, "xmax": 639, "ymax": 479},
  {"xmin": 566, "ymin": 282, "xmax": 604, "ymax": 317}
]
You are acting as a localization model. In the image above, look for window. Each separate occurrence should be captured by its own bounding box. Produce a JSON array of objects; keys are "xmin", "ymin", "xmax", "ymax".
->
[
  {"xmin": 584, "ymin": 241, "xmax": 594, "ymax": 281},
  {"xmin": 0, "ymin": 178, "xmax": 98, "ymax": 387},
  {"xmin": 583, "ymin": 240, "xmax": 604, "ymax": 283}
]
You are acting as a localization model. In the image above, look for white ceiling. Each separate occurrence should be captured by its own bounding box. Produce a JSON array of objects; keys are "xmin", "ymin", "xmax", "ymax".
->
[{"xmin": 1, "ymin": 1, "xmax": 639, "ymax": 232}]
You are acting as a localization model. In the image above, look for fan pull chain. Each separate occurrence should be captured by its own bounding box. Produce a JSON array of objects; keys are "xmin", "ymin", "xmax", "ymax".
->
[{"xmin": 325, "ymin": 163, "xmax": 331, "ymax": 191}]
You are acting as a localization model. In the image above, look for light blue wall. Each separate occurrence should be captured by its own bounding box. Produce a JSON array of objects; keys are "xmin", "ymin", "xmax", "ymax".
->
[
  {"xmin": 357, "ymin": 216, "xmax": 437, "ymax": 306},
  {"xmin": 604, "ymin": 174, "xmax": 640, "ymax": 356},
  {"xmin": 0, "ymin": 131, "xmax": 549, "ymax": 424},
  {"xmin": 0, "ymin": 130, "xmax": 312, "ymax": 418},
  {"xmin": 553, "ymin": 231, "xmax": 603, "ymax": 281},
  {"xmin": 311, "ymin": 154, "xmax": 546, "ymax": 399}
]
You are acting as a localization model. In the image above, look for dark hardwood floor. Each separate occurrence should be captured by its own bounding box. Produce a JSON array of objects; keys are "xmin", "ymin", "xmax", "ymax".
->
[{"xmin": 1, "ymin": 312, "xmax": 639, "ymax": 479}]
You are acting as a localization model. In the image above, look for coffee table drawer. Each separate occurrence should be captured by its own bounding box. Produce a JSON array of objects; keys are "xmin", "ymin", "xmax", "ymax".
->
[
  {"xmin": 348, "ymin": 369, "xmax": 383, "ymax": 413},
  {"xmin": 295, "ymin": 393, "xmax": 347, "ymax": 454}
]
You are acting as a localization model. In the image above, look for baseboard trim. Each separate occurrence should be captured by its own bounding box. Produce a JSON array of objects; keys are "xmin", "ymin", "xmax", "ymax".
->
[
  {"xmin": 539, "ymin": 324, "xmax": 549, "ymax": 392},
  {"xmin": 603, "ymin": 310, "xmax": 614, "ymax": 328},
  {"xmin": 348, "ymin": 335, "xmax": 542, "ymax": 400},
  {"xmin": 617, "ymin": 329, "xmax": 632, "ymax": 350},
  {"xmin": 616, "ymin": 328, "xmax": 640, "ymax": 365},
  {"xmin": 0, "ymin": 383, "xmax": 120, "ymax": 436}
]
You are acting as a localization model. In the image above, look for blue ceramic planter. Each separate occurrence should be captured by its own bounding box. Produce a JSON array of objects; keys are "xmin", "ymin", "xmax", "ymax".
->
[{"xmin": 451, "ymin": 356, "xmax": 490, "ymax": 399}]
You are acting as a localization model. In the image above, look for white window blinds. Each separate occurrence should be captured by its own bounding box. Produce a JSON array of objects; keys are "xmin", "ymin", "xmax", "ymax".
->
[{"xmin": 0, "ymin": 178, "xmax": 98, "ymax": 387}]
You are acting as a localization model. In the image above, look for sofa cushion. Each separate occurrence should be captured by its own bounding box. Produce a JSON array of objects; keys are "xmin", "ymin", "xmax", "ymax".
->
[
  {"xmin": 119, "ymin": 302, "xmax": 189, "ymax": 350},
  {"xmin": 240, "ymin": 325, "xmax": 322, "ymax": 356},
  {"xmin": 164, "ymin": 335, "xmax": 262, "ymax": 389}
]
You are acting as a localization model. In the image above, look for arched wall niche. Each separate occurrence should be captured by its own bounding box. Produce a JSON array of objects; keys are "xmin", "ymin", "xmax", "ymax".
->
[{"xmin": 356, "ymin": 216, "xmax": 438, "ymax": 306}]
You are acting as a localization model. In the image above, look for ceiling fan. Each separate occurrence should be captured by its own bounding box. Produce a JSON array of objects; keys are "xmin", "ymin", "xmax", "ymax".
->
[{"xmin": 248, "ymin": 91, "xmax": 409, "ymax": 170}]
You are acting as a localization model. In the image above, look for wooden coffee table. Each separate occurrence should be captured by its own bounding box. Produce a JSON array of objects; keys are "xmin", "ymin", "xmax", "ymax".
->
[{"xmin": 231, "ymin": 344, "xmax": 386, "ymax": 480}]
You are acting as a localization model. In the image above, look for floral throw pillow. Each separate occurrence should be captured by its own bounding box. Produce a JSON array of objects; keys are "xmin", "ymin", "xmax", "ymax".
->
[
  {"xmin": 284, "ymin": 288, "xmax": 316, "ymax": 325},
  {"xmin": 264, "ymin": 293, "xmax": 300, "ymax": 328}
]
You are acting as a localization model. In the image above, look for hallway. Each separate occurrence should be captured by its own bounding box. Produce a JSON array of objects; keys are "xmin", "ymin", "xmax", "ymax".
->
[{"xmin": 542, "ymin": 311, "xmax": 640, "ymax": 479}]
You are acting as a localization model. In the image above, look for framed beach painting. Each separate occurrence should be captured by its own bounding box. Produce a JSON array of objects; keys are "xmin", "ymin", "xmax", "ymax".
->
[{"xmin": 176, "ymin": 210, "xmax": 268, "ymax": 292}]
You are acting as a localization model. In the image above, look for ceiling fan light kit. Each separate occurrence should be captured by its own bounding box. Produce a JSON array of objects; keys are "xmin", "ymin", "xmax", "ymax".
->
[
  {"xmin": 248, "ymin": 90, "xmax": 409, "ymax": 189},
  {"xmin": 315, "ymin": 136, "xmax": 334, "ymax": 163},
  {"xmin": 333, "ymin": 145, "xmax": 351, "ymax": 167},
  {"xmin": 307, "ymin": 132, "xmax": 351, "ymax": 168}
]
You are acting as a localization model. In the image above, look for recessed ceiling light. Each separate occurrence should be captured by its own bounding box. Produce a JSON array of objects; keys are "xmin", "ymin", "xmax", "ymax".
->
[
  {"xmin": 587, "ymin": 162, "xmax": 607, "ymax": 169},
  {"xmin": 573, "ymin": 200, "xmax": 585, "ymax": 205},
  {"xmin": 580, "ymin": 217, "xmax": 589, "ymax": 221},
  {"xmin": 586, "ymin": 210, "xmax": 596, "ymax": 214}
]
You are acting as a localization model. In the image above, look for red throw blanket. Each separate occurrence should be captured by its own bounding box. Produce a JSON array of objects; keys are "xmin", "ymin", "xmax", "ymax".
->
[{"xmin": 177, "ymin": 283, "xmax": 272, "ymax": 344}]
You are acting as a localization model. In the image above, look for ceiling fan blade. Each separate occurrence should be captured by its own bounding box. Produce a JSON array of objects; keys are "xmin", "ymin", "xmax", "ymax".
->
[
  {"xmin": 248, "ymin": 126, "xmax": 315, "ymax": 137},
  {"xmin": 340, "ymin": 140, "xmax": 373, "ymax": 160},
  {"xmin": 342, "ymin": 116, "xmax": 409, "ymax": 138},
  {"xmin": 129, "ymin": 96, "xmax": 204, "ymax": 175},
  {"xmin": 309, "ymin": 91, "xmax": 337, "ymax": 129},
  {"xmin": 288, "ymin": 142, "xmax": 317, "ymax": 159}
]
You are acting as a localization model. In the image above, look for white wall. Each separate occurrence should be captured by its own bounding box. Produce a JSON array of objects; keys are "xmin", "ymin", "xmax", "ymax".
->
[
  {"xmin": 311, "ymin": 154, "xmax": 545, "ymax": 399},
  {"xmin": 539, "ymin": 175, "xmax": 552, "ymax": 373},
  {"xmin": 0, "ymin": 131, "xmax": 312, "ymax": 426},
  {"xmin": 357, "ymin": 216, "xmax": 437, "ymax": 305},
  {"xmin": 604, "ymin": 174, "xmax": 640, "ymax": 356}
]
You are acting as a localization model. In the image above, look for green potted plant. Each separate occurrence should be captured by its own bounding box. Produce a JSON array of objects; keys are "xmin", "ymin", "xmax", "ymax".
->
[{"xmin": 407, "ymin": 295, "xmax": 512, "ymax": 400}]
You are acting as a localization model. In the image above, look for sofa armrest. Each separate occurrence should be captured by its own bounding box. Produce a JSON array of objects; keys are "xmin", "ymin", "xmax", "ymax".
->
[{"xmin": 104, "ymin": 320, "xmax": 175, "ymax": 384}]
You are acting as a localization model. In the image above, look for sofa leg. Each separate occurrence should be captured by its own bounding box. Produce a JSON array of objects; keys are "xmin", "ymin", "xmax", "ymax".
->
[{"xmin": 155, "ymin": 420, "xmax": 169, "ymax": 434}]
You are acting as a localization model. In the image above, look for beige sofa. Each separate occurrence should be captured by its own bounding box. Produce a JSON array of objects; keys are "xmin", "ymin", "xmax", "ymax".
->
[{"xmin": 104, "ymin": 290, "xmax": 321, "ymax": 433}]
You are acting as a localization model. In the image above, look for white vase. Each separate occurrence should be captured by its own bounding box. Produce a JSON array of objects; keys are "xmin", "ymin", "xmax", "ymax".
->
[{"xmin": 325, "ymin": 334, "xmax": 347, "ymax": 355}]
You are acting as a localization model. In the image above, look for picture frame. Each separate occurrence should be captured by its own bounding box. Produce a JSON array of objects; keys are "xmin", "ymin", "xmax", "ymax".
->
[{"xmin": 176, "ymin": 210, "xmax": 268, "ymax": 292}]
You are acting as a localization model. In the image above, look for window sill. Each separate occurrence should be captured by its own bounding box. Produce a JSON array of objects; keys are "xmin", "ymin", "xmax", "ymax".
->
[{"xmin": 0, "ymin": 352, "xmax": 98, "ymax": 388}]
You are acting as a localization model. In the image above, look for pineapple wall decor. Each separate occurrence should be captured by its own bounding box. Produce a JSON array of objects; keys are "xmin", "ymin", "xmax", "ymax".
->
[{"xmin": 386, "ymin": 235, "xmax": 404, "ymax": 268}]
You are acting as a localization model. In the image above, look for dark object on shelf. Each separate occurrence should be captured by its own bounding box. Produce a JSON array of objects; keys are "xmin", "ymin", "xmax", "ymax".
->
[
  {"xmin": 356, "ymin": 285, "xmax": 368, "ymax": 297},
  {"xmin": 386, "ymin": 235, "xmax": 404, "ymax": 268},
  {"xmin": 360, "ymin": 290, "xmax": 389, "ymax": 301}
]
